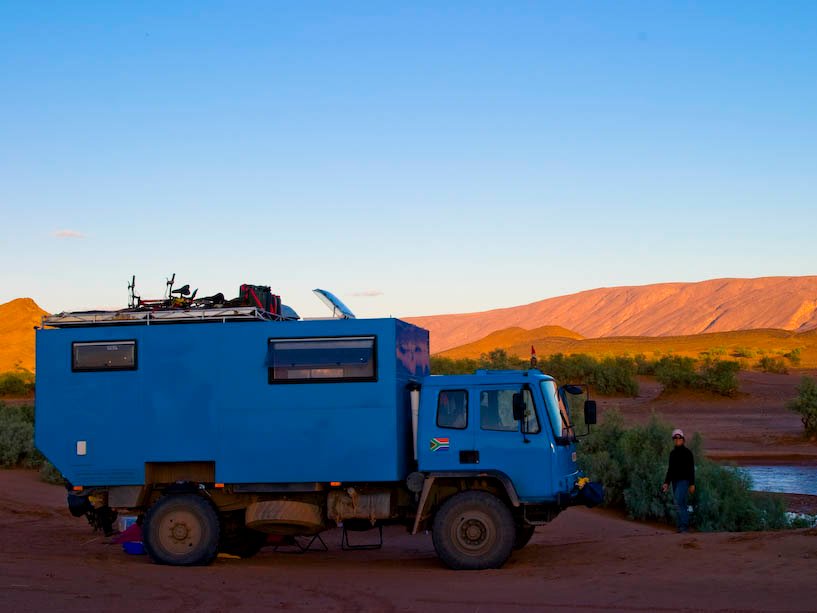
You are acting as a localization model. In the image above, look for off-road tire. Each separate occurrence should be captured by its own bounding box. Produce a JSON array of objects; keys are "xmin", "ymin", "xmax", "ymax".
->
[
  {"xmin": 432, "ymin": 491, "xmax": 515, "ymax": 570},
  {"xmin": 245, "ymin": 500, "xmax": 324, "ymax": 535},
  {"xmin": 143, "ymin": 494, "xmax": 220, "ymax": 566},
  {"xmin": 513, "ymin": 525, "xmax": 536, "ymax": 550}
]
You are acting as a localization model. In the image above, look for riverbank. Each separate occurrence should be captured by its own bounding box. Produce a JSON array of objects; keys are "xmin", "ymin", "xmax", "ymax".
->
[{"xmin": 598, "ymin": 370, "xmax": 817, "ymax": 464}]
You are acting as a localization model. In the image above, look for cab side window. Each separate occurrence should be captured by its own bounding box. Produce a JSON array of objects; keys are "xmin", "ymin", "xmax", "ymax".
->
[
  {"xmin": 480, "ymin": 389, "xmax": 540, "ymax": 433},
  {"xmin": 437, "ymin": 390, "xmax": 468, "ymax": 429}
]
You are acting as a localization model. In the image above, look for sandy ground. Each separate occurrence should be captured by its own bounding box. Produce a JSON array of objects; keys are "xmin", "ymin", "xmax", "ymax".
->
[
  {"xmin": 1, "ymin": 470, "xmax": 816, "ymax": 612},
  {"xmin": 2, "ymin": 371, "xmax": 817, "ymax": 611}
]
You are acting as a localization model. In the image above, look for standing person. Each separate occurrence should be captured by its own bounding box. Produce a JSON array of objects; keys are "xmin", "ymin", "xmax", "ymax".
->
[{"xmin": 661, "ymin": 429, "xmax": 695, "ymax": 533}]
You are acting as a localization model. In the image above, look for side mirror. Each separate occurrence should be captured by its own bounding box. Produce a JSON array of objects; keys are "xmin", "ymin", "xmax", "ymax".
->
[
  {"xmin": 512, "ymin": 392, "xmax": 526, "ymax": 421},
  {"xmin": 584, "ymin": 400, "xmax": 597, "ymax": 425}
]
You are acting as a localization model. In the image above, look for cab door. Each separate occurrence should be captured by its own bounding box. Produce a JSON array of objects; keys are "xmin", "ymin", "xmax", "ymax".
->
[
  {"xmin": 473, "ymin": 385, "xmax": 554, "ymax": 501},
  {"xmin": 418, "ymin": 388, "xmax": 476, "ymax": 471}
]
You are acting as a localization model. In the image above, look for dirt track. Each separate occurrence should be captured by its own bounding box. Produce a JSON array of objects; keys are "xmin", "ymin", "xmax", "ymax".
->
[{"xmin": 1, "ymin": 469, "xmax": 816, "ymax": 612}]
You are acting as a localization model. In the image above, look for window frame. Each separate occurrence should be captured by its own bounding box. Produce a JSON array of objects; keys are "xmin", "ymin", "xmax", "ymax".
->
[
  {"xmin": 267, "ymin": 335, "xmax": 378, "ymax": 384},
  {"xmin": 71, "ymin": 340, "xmax": 138, "ymax": 372},
  {"xmin": 436, "ymin": 389, "xmax": 469, "ymax": 430},
  {"xmin": 478, "ymin": 387, "xmax": 541, "ymax": 434}
]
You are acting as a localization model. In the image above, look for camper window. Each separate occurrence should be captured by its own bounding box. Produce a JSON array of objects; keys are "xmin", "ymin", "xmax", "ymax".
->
[
  {"xmin": 267, "ymin": 336, "xmax": 376, "ymax": 383},
  {"xmin": 72, "ymin": 341, "xmax": 137, "ymax": 372}
]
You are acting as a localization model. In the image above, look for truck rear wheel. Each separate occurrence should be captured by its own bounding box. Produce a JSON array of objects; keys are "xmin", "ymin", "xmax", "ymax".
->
[
  {"xmin": 432, "ymin": 491, "xmax": 515, "ymax": 570},
  {"xmin": 143, "ymin": 494, "xmax": 220, "ymax": 566}
]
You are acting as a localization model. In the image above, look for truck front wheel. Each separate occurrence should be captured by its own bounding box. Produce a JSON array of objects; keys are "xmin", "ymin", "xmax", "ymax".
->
[
  {"xmin": 143, "ymin": 494, "xmax": 220, "ymax": 566},
  {"xmin": 432, "ymin": 491, "xmax": 515, "ymax": 570}
]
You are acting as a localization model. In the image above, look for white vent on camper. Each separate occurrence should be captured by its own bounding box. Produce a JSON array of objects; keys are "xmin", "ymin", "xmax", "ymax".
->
[{"xmin": 312, "ymin": 289, "xmax": 356, "ymax": 319}]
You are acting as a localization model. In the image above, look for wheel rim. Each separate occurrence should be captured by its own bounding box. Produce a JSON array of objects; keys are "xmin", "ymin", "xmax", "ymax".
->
[
  {"xmin": 157, "ymin": 509, "xmax": 204, "ymax": 555},
  {"xmin": 451, "ymin": 510, "xmax": 496, "ymax": 557}
]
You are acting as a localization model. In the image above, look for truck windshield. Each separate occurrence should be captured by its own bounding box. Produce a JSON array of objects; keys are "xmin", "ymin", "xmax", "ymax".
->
[{"xmin": 540, "ymin": 380, "xmax": 573, "ymax": 440}]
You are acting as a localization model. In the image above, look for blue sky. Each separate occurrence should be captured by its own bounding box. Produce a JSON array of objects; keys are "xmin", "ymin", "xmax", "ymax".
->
[{"xmin": 1, "ymin": 2, "xmax": 815, "ymax": 318}]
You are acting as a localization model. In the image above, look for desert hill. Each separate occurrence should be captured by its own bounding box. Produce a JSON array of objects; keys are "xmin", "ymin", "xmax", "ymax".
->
[
  {"xmin": 0, "ymin": 298, "xmax": 48, "ymax": 372},
  {"xmin": 406, "ymin": 276, "xmax": 817, "ymax": 353}
]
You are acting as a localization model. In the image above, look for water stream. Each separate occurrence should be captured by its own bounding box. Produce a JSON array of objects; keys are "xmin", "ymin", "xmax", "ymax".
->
[{"xmin": 736, "ymin": 465, "xmax": 817, "ymax": 496}]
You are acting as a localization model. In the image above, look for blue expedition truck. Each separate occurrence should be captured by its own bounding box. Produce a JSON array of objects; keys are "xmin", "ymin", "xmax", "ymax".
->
[{"xmin": 35, "ymin": 296, "xmax": 601, "ymax": 570}]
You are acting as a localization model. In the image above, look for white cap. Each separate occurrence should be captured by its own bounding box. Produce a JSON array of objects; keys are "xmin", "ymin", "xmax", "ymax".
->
[{"xmin": 672, "ymin": 428, "xmax": 685, "ymax": 439}]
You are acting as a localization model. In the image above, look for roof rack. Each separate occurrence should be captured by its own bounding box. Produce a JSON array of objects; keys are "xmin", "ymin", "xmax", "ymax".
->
[{"xmin": 43, "ymin": 306, "xmax": 278, "ymax": 328}]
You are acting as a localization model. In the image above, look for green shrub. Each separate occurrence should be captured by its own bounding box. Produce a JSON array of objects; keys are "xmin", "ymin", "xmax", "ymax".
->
[
  {"xmin": 430, "ymin": 355, "xmax": 480, "ymax": 375},
  {"xmin": 39, "ymin": 460, "xmax": 64, "ymax": 484},
  {"xmin": 731, "ymin": 347, "xmax": 756, "ymax": 359},
  {"xmin": 0, "ymin": 403, "xmax": 41, "ymax": 467},
  {"xmin": 699, "ymin": 358, "xmax": 740, "ymax": 396},
  {"xmin": 787, "ymin": 376, "xmax": 817, "ymax": 437},
  {"xmin": 479, "ymin": 348, "xmax": 527, "ymax": 370},
  {"xmin": 654, "ymin": 356, "xmax": 698, "ymax": 390},
  {"xmin": 593, "ymin": 356, "xmax": 639, "ymax": 396},
  {"xmin": 654, "ymin": 356, "xmax": 739, "ymax": 396},
  {"xmin": 0, "ymin": 370, "xmax": 35, "ymax": 397},
  {"xmin": 757, "ymin": 356, "xmax": 788, "ymax": 374},
  {"xmin": 784, "ymin": 348, "xmax": 802, "ymax": 366},
  {"xmin": 577, "ymin": 411, "xmax": 789, "ymax": 531},
  {"xmin": 634, "ymin": 353, "xmax": 655, "ymax": 376},
  {"xmin": 433, "ymin": 350, "xmax": 640, "ymax": 396},
  {"xmin": 539, "ymin": 353, "xmax": 639, "ymax": 396}
]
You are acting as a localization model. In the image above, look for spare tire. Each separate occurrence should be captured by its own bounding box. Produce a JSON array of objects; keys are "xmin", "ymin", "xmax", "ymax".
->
[{"xmin": 245, "ymin": 501, "xmax": 324, "ymax": 535}]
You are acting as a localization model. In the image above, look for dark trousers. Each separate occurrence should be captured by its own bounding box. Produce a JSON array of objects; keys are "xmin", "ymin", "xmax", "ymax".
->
[{"xmin": 673, "ymin": 480, "xmax": 690, "ymax": 532}]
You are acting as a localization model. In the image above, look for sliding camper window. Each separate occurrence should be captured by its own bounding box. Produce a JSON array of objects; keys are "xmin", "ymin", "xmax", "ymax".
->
[
  {"xmin": 72, "ymin": 340, "xmax": 137, "ymax": 372},
  {"xmin": 267, "ymin": 336, "xmax": 376, "ymax": 383}
]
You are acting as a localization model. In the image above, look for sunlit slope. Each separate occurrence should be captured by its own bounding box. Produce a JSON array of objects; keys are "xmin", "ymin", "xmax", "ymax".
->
[
  {"xmin": 406, "ymin": 276, "xmax": 817, "ymax": 353},
  {"xmin": 440, "ymin": 327, "xmax": 817, "ymax": 368},
  {"xmin": 0, "ymin": 298, "xmax": 48, "ymax": 372}
]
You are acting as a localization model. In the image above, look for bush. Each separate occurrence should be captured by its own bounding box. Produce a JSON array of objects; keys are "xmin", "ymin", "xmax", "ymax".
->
[
  {"xmin": 634, "ymin": 353, "xmax": 655, "ymax": 376},
  {"xmin": 757, "ymin": 356, "xmax": 789, "ymax": 374},
  {"xmin": 430, "ymin": 355, "xmax": 479, "ymax": 375},
  {"xmin": 577, "ymin": 411, "xmax": 789, "ymax": 531},
  {"xmin": 0, "ymin": 370, "xmax": 35, "ymax": 397},
  {"xmin": 699, "ymin": 358, "xmax": 740, "ymax": 396},
  {"xmin": 0, "ymin": 403, "xmax": 42, "ymax": 467},
  {"xmin": 0, "ymin": 402, "xmax": 62, "ymax": 485},
  {"xmin": 39, "ymin": 461, "xmax": 64, "ymax": 484},
  {"xmin": 432, "ymin": 350, "xmax": 639, "ymax": 396},
  {"xmin": 654, "ymin": 356, "xmax": 698, "ymax": 390},
  {"xmin": 539, "ymin": 353, "xmax": 638, "ymax": 396},
  {"xmin": 731, "ymin": 347, "xmax": 756, "ymax": 359},
  {"xmin": 787, "ymin": 376, "xmax": 817, "ymax": 437},
  {"xmin": 784, "ymin": 348, "xmax": 802, "ymax": 366},
  {"xmin": 654, "ymin": 356, "xmax": 739, "ymax": 396}
]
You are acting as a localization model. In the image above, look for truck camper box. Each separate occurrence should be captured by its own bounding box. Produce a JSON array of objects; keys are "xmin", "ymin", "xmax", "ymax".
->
[{"xmin": 36, "ymin": 316, "xmax": 430, "ymax": 487}]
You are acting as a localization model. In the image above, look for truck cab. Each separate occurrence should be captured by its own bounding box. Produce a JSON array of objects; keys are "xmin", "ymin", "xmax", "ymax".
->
[{"xmin": 418, "ymin": 369, "xmax": 586, "ymax": 503}]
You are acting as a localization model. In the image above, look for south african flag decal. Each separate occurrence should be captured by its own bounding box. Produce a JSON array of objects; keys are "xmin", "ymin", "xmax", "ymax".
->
[{"xmin": 430, "ymin": 438, "xmax": 450, "ymax": 452}]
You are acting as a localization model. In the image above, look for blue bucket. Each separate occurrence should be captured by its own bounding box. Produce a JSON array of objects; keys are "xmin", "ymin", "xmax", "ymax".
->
[{"xmin": 123, "ymin": 541, "xmax": 146, "ymax": 555}]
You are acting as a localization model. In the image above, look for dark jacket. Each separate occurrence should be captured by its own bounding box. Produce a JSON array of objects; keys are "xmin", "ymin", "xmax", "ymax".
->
[{"xmin": 664, "ymin": 445, "xmax": 695, "ymax": 486}]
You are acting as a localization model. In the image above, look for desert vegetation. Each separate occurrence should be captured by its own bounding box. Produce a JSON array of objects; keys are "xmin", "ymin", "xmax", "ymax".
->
[
  {"xmin": 0, "ymin": 369, "xmax": 35, "ymax": 397},
  {"xmin": 787, "ymin": 376, "xmax": 817, "ymax": 437},
  {"xmin": 431, "ymin": 350, "xmax": 639, "ymax": 396},
  {"xmin": 432, "ymin": 349, "xmax": 744, "ymax": 396},
  {"xmin": 577, "ymin": 411, "xmax": 791, "ymax": 531},
  {"xmin": 0, "ymin": 402, "xmax": 61, "ymax": 483}
]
